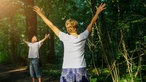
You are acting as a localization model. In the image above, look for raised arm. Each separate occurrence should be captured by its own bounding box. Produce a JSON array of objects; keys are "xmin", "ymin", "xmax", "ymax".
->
[
  {"xmin": 23, "ymin": 39, "xmax": 29, "ymax": 45},
  {"xmin": 40, "ymin": 34, "xmax": 50, "ymax": 44},
  {"xmin": 87, "ymin": 3, "xmax": 106, "ymax": 32},
  {"xmin": 33, "ymin": 6, "xmax": 60, "ymax": 37}
]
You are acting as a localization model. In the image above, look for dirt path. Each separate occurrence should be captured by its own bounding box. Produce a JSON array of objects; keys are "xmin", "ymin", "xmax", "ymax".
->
[
  {"xmin": 0, "ymin": 64, "xmax": 60, "ymax": 82},
  {"xmin": 0, "ymin": 65, "xmax": 30, "ymax": 82}
]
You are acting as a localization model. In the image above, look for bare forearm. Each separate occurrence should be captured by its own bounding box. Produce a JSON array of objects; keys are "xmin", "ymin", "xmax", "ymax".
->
[
  {"xmin": 40, "ymin": 37, "xmax": 47, "ymax": 43},
  {"xmin": 39, "ymin": 13, "xmax": 54, "ymax": 29},
  {"xmin": 87, "ymin": 12, "xmax": 99, "ymax": 32},
  {"xmin": 91, "ymin": 12, "xmax": 100, "ymax": 24},
  {"xmin": 23, "ymin": 40, "xmax": 28, "ymax": 44},
  {"xmin": 38, "ymin": 13, "xmax": 60, "ymax": 37},
  {"xmin": 87, "ymin": 3, "xmax": 106, "ymax": 32}
]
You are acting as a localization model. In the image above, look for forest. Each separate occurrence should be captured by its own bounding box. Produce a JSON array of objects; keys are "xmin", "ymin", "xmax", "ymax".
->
[{"xmin": 0, "ymin": 0, "xmax": 146, "ymax": 82}]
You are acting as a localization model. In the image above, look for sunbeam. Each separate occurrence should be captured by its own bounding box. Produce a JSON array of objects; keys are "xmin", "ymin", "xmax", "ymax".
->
[{"xmin": 0, "ymin": 0, "xmax": 21, "ymax": 19}]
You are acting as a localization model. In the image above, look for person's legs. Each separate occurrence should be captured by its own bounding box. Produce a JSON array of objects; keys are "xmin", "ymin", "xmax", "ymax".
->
[
  {"xmin": 33, "ymin": 58, "xmax": 41, "ymax": 82},
  {"xmin": 29, "ymin": 59, "xmax": 35, "ymax": 82},
  {"xmin": 32, "ymin": 77, "xmax": 35, "ymax": 82},
  {"xmin": 38, "ymin": 77, "xmax": 41, "ymax": 82}
]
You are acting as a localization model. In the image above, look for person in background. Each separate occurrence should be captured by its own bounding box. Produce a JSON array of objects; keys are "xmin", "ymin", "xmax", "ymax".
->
[
  {"xmin": 33, "ymin": 3, "xmax": 106, "ymax": 82},
  {"xmin": 23, "ymin": 34, "xmax": 50, "ymax": 82}
]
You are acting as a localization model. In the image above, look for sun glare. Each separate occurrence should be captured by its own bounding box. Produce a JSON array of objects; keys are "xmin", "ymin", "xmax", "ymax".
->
[{"xmin": 0, "ymin": 0, "xmax": 21, "ymax": 19}]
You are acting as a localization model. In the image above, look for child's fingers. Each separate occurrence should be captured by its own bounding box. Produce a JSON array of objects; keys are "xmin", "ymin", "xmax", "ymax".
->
[
  {"xmin": 45, "ymin": 34, "xmax": 50, "ymax": 37},
  {"xmin": 48, "ymin": 34, "xmax": 50, "ymax": 37}
]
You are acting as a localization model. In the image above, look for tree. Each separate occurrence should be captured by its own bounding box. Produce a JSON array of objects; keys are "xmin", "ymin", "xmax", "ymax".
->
[{"xmin": 22, "ymin": 0, "xmax": 37, "ymax": 41}]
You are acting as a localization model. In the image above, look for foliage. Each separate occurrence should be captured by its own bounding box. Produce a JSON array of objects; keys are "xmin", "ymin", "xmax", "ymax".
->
[{"xmin": 0, "ymin": 0, "xmax": 145, "ymax": 82}]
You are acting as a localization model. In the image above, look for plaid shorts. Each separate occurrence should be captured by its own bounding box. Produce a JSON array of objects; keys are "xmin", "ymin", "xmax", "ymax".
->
[{"xmin": 60, "ymin": 67, "xmax": 90, "ymax": 82}]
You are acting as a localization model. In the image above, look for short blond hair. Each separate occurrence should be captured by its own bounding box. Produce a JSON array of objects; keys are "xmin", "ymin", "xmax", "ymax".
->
[{"xmin": 65, "ymin": 19, "xmax": 78, "ymax": 33}]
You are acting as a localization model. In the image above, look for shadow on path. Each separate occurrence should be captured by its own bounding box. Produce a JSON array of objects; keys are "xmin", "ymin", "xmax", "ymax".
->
[{"xmin": 0, "ymin": 64, "xmax": 59, "ymax": 82}]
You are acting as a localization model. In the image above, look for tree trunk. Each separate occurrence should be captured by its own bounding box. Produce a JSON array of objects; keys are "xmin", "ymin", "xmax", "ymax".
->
[
  {"xmin": 48, "ymin": 32, "xmax": 55, "ymax": 63},
  {"xmin": 23, "ymin": 0, "xmax": 37, "ymax": 41}
]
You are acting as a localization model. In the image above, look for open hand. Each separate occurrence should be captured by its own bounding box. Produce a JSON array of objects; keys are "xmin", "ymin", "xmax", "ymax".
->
[
  {"xmin": 23, "ymin": 39, "xmax": 26, "ymax": 42},
  {"xmin": 45, "ymin": 34, "xmax": 50, "ymax": 39},
  {"xmin": 33, "ymin": 6, "xmax": 42, "ymax": 14},
  {"xmin": 96, "ymin": 3, "xmax": 106, "ymax": 14}
]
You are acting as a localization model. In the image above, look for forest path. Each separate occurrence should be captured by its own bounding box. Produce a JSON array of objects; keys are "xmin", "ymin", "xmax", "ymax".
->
[{"xmin": 0, "ymin": 64, "xmax": 59, "ymax": 82}]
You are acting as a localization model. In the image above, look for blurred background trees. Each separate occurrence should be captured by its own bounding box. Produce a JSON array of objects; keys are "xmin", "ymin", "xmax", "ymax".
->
[{"xmin": 0, "ymin": 0, "xmax": 145, "ymax": 81}]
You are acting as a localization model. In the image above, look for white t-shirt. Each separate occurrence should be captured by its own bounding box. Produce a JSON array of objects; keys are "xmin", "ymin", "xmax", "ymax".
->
[
  {"xmin": 27, "ymin": 41, "xmax": 42, "ymax": 58},
  {"xmin": 59, "ymin": 30, "xmax": 89, "ymax": 68}
]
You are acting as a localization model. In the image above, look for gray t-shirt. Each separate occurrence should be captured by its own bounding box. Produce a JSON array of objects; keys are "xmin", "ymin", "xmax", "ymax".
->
[
  {"xmin": 27, "ymin": 41, "xmax": 42, "ymax": 58},
  {"xmin": 59, "ymin": 30, "xmax": 89, "ymax": 68}
]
